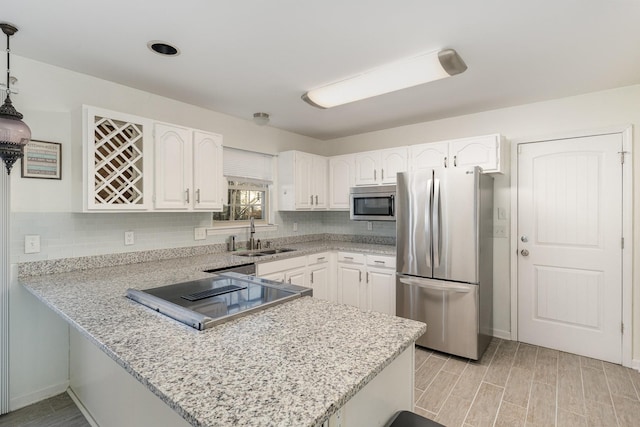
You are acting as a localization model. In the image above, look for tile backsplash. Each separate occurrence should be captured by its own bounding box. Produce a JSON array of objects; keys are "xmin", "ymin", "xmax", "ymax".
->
[{"xmin": 10, "ymin": 210, "xmax": 395, "ymax": 263}]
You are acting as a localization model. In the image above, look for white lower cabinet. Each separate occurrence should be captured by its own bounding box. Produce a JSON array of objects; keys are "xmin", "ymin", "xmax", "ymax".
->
[
  {"xmin": 336, "ymin": 252, "xmax": 395, "ymax": 315},
  {"xmin": 256, "ymin": 250, "xmax": 395, "ymax": 312},
  {"xmin": 307, "ymin": 252, "xmax": 332, "ymax": 301}
]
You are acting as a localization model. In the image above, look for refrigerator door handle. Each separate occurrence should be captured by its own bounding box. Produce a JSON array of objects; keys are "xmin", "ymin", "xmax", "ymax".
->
[
  {"xmin": 432, "ymin": 178, "xmax": 442, "ymax": 268},
  {"xmin": 426, "ymin": 177, "xmax": 433, "ymax": 268},
  {"xmin": 398, "ymin": 276, "xmax": 471, "ymax": 293}
]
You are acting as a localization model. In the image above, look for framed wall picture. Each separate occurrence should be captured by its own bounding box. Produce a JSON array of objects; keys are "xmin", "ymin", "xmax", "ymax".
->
[{"xmin": 21, "ymin": 139, "xmax": 62, "ymax": 180}]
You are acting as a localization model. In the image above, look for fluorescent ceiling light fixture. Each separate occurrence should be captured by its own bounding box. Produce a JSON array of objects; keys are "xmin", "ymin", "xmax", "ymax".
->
[{"xmin": 302, "ymin": 48, "xmax": 467, "ymax": 109}]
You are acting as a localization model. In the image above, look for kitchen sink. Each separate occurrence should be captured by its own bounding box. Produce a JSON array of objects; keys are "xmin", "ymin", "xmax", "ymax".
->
[{"xmin": 235, "ymin": 248, "xmax": 296, "ymax": 257}]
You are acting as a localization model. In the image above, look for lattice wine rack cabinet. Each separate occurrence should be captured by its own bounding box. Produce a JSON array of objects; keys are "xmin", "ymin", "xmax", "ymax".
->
[{"xmin": 82, "ymin": 106, "xmax": 152, "ymax": 211}]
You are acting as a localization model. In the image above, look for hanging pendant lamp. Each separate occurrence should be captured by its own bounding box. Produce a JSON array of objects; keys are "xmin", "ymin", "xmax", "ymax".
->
[{"xmin": 0, "ymin": 23, "xmax": 31, "ymax": 175}]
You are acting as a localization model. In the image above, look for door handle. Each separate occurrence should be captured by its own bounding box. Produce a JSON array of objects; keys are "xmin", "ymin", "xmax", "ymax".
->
[
  {"xmin": 381, "ymin": 169, "xmax": 384, "ymax": 180},
  {"xmin": 196, "ymin": 189, "xmax": 201, "ymax": 204},
  {"xmin": 315, "ymin": 195, "xmax": 318, "ymax": 205},
  {"xmin": 443, "ymin": 157, "xmax": 448, "ymax": 168},
  {"xmin": 374, "ymin": 169, "xmax": 377, "ymax": 180},
  {"xmin": 521, "ymin": 249, "xmax": 530, "ymax": 256},
  {"xmin": 288, "ymin": 277, "xmax": 292, "ymax": 284},
  {"xmin": 310, "ymin": 272, "xmax": 314, "ymax": 284},
  {"xmin": 185, "ymin": 189, "xmax": 190, "ymax": 204},
  {"xmin": 453, "ymin": 155, "xmax": 457, "ymax": 167},
  {"xmin": 399, "ymin": 277, "xmax": 471, "ymax": 293},
  {"xmin": 359, "ymin": 271, "xmax": 362, "ymax": 282},
  {"xmin": 310, "ymin": 195, "xmax": 314, "ymax": 205}
]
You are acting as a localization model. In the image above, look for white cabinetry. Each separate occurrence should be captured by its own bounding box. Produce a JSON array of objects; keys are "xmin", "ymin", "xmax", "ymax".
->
[
  {"xmin": 354, "ymin": 147, "xmax": 407, "ymax": 186},
  {"xmin": 278, "ymin": 151, "xmax": 328, "ymax": 211},
  {"xmin": 256, "ymin": 255, "xmax": 308, "ymax": 287},
  {"xmin": 154, "ymin": 123, "xmax": 224, "ymax": 211},
  {"xmin": 410, "ymin": 134, "xmax": 506, "ymax": 174},
  {"xmin": 307, "ymin": 252, "xmax": 332, "ymax": 301},
  {"xmin": 77, "ymin": 106, "xmax": 153, "ymax": 212},
  {"xmin": 336, "ymin": 252, "xmax": 395, "ymax": 315},
  {"xmin": 328, "ymin": 154, "xmax": 355, "ymax": 210}
]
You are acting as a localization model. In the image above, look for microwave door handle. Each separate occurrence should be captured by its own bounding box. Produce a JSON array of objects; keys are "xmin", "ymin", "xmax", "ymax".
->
[
  {"xmin": 389, "ymin": 194, "xmax": 395, "ymax": 216},
  {"xmin": 433, "ymin": 178, "xmax": 441, "ymax": 268}
]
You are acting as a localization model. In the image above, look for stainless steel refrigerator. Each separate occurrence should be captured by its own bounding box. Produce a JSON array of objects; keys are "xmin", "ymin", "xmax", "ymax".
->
[{"xmin": 396, "ymin": 167, "xmax": 493, "ymax": 360}]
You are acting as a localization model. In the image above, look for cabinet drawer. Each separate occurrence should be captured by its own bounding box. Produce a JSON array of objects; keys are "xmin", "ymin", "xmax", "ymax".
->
[
  {"xmin": 337, "ymin": 252, "xmax": 365, "ymax": 264},
  {"xmin": 256, "ymin": 255, "xmax": 307, "ymax": 276},
  {"xmin": 366, "ymin": 254, "xmax": 395, "ymax": 269},
  {"xmin": 308, "ymin": 252, "xmax": 330, "ymax": 265}
]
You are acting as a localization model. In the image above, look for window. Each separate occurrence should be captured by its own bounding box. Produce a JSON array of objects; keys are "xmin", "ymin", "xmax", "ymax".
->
[{"xmin": 212, "ymin": 179, "xmax": 269, "ymax": 225}]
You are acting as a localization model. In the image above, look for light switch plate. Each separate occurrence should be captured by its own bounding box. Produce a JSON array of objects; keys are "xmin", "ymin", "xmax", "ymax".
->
[
  {"xmin": 493, "ymin": 225, "xmax": 507, "ymax": 238},
  {"xmin": 124, "ymin": 231, "xmax": 135, "ymax": 246},
  {"xmin": 194, "ymin": 227, "xmax": 207, "ymax": 241},
  {"xmin": 24, "ymin": 235, "xmax": 40, "ymax": 254}
]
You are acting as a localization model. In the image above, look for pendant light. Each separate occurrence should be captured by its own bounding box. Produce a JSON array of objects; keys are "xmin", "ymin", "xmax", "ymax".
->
[{"xmin": 0, "ymin": 23, "xmax": 31, "ymax": 175}]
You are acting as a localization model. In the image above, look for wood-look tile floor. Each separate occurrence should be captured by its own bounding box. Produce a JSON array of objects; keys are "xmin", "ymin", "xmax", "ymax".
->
[
  {"xmin": 414, "ymin": 338, "xmax": 640, "ymax": 427},
  {"xmin": 0, "ymin": 392, "xmax": 90, "ymax": 427}
]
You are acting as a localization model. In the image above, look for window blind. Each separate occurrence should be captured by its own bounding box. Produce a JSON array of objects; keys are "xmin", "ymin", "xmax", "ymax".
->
[{"xmin": 223, "ymin": 147, "xmax": 274, "ymax": 183}]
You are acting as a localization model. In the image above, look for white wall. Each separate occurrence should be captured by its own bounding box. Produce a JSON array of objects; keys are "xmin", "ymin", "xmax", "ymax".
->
[{"xmin": 326, "ymin": 84, "xmax": 640, "ymax": 355}]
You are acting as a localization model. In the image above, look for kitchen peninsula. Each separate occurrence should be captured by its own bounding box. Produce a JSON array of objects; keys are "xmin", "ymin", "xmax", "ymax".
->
[{"xmin": 18, "ymin": 241, "xmax": 425, "ymax": 427}]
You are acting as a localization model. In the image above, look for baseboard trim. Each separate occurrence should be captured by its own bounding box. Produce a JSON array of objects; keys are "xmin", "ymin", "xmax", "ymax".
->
[
  {"xmin": 492, "ymin": 328, "xmax": 512, "ymax": 340},
  {"xmin": 631, "ymin": 359, "xmax": 640, "ymax": 373},
  {"xmin": 67, "ymin": 387, "xmax": 99, "ymax": 427},
  {"xmin": 9, "ymin": 380, "xmax": 69, "ymax": 411}
]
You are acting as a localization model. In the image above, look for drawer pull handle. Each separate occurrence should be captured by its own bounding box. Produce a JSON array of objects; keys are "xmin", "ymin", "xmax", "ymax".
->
[
  {"xmin": 374, "ymin": 260, "xmax": 385, "ymax": 264},
  {"xmin": 317, "ymin": 257, "xmax": 326, "ymax": 261}
]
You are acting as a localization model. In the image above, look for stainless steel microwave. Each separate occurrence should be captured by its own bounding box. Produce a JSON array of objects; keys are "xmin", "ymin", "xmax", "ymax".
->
[{"xmin": 349, "ymin": 185, "xmax": 396, "ymax": 221}]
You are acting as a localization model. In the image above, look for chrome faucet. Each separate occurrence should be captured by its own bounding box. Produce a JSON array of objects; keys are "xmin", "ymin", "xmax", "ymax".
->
[{"xmin": 249, "ymin": 217, "xmax": 256, "ymax": 250}]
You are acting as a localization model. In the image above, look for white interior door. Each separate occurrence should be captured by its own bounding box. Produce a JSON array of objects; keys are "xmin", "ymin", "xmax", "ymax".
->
[{"xmin": 517, "ymin": 133, "xmax": 623, "ymax": 363}]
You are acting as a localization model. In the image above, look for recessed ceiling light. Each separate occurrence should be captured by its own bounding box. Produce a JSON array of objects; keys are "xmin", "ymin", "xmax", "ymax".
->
[{"xmin": 147, "ymin": 41, "xmax": 180, "ymax": 56}]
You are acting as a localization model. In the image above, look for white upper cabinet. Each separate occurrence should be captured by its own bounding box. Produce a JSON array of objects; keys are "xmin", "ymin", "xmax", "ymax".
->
[
  {"xmin": 154, "ymin": 123, "xmax": 224, "ymax": 211},
  {"xmin": 410, "ymin": 141, "xmax": 449, "ymax": 172},
  {"xmin": 380, "ymin": 148, "xmax": 408, "ymax": 184},
  {"xmin": 278, "ymin": 150, "xmax": 328, "ymax": 211},
  {"xmin": 192, "ymin": 131, "xmax": 224, "ymax": 210},
  {"xmin": 328, "ymin": 154, "xmax": 355, "ymax": 210},
  {"xmin": 354, "ymin": 147, "xmax": 407, "ymax": 186},
  {"xmin": 410, "ymin": 134, "xmax": 507, "ymax": 174},
  {"xmin": 78, "ymin": 106, "xmax": 153, "ymax": 212},
  {"xmin": 77, "ymin": 105, "xmax": 225, "ymax": 213}
]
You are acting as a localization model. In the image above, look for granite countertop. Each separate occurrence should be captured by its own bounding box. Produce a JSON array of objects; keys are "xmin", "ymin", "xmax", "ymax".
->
[{"xmin": 19, "ymin": 241, "xmax": 425, "ymax": 427}]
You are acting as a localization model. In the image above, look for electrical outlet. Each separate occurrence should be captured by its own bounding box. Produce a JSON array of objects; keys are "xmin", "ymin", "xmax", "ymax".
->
[
  {"xmin": 293, "ymin": 222, "xmax": 298, "ymax": 232},
  {"xmin": 194, "ymin": 227, "xmax": 207, "ymax": 241},
  {"xmin": 24, "ymin": 235, "xmax": 40, "ymax": 254},
  {"xmin": 493, "ymin": 225, "xmax": 507, "ymax": 238},
  {"xmin": 367, "ymin": 221, "xmax": 372, "ymax": 231},
  {"xmin": 124, "ymin": 231, "xmax": 135, "ymax": 246}
]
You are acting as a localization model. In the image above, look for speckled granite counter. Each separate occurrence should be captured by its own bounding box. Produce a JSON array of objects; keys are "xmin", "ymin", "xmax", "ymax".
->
[{"xmin": 19, "ymin": 241, "xmax": 425, "ymax": 427}]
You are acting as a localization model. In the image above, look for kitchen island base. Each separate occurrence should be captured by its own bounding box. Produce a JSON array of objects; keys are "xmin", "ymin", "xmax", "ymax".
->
[{"xmin": 69, "ymin": 328, "xmax": 414, "ymax": 427}]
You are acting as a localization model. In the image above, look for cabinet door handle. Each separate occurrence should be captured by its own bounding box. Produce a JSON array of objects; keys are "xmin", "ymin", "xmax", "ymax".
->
[
  {"xmin": 453, "ymin": 155, "xmax": 457, "ymax": 167},
  {"xmin": 288, "ymin": 277, "xmax": 292, "ymax": 284},
  {"xmin": 374, "ymin": 169, "xmax": 377, "ymax": 180},
  {"xmin": 310, "ymin": 195, "xmax": 314, "ymax": 205},
  {"xmin": 185, "ymin": 189, "xmax": 190, "ymax": 204},
  {"xmin": 359, "ymin": 271, "xmax": 362, "ymax": 282},
  {"xmin": 381, "ymin": 169, "xmax": 384, "ymax": 180},
  {"xmin": 310, "ymin": 272, "xmax": 314, "ymax": 284},
  {"xmin": 196, "ymin": 189, "xmax": 201, "ymax": 204},
  {"xmin": 366, "ymin": 272, "xmax": 369, "ymax": 283},
  {"xmin": 315, "ymin": 195, "xmax": 318, "ymax": 205},
  {"xmin": 444, "ymin": 157, "xmax": 448, "ymax": 168}
]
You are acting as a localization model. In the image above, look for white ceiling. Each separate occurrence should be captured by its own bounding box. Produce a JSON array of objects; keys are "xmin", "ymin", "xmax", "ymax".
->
[{"xmin": 4, "ymin": 0, "xmax": 640, "ymax": 140}]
